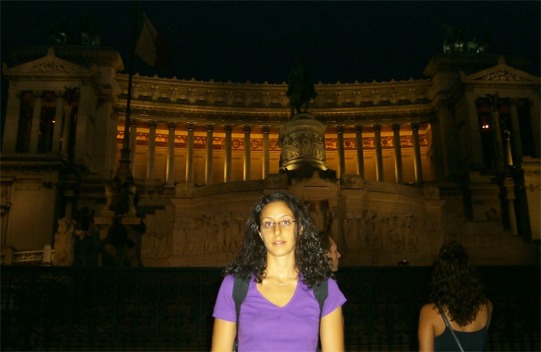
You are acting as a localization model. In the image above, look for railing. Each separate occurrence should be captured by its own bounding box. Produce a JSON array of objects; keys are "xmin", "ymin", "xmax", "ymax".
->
[
  {"xmin": 1, "ymin": 247, "xmax": 54, "ymax": 266},
  {"xmin": 1, "ymin": 266, "xmax": 539, "ymax": 351}
]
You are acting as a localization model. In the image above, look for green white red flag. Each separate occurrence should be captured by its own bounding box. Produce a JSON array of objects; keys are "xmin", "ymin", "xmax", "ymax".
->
[{"xmin": 134, "ymin": 12, "xmax": 173, "ymax": 70}]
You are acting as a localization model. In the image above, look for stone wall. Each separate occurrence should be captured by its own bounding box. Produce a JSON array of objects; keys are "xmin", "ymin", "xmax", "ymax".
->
[{"xmin": 140, "ymin": 174, "xmax": 539, "ymax": 267}]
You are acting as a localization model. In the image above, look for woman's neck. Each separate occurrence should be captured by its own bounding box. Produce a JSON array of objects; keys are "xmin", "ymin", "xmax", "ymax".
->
[{"xmin": 265, "ymin": 254, "xmax": 298, "ymax": 281}]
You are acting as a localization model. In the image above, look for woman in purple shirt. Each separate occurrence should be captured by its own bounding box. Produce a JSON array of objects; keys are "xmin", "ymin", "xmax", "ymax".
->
[{"xmin": 212, "ymin": 192, "xmax": 346, "ymax": 352}]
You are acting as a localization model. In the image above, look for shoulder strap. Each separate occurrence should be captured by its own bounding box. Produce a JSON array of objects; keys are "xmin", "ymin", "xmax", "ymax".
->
[
  {"xmin": 438, "ymin": 304, "xmax": 465, "ymax": 352},
  {"xmin": 314, "ymin": 280, "xmax": 329, "ymax": 352},
  {"xmin": 232, "ymin": 276, "xmax": 249, "ymax": 351},
  {"xmin": 313, "ymin": 279, "xmax": 328, "ymax": 317},
  {"xmin": 233, "ymin": 276, "xmax": 249, "ymax": 324}
]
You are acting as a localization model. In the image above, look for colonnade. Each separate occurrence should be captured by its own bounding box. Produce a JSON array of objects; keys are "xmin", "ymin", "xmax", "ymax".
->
[
  {"xmin": 2, "ymin": 89, "xmax": 81, "ymax": 156},
  {"xmin": 123, "ymin": 120, "xmax": 426, "ymax": 186}
]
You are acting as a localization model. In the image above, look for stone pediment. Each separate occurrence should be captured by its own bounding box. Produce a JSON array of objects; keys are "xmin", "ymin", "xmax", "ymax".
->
[
  {"xmin": 462, "ymin": 56, "xmax": 540, "ymax": 84},
  {"xmin": 4, "ymin": 47, "xmax": 91, "ymax": 77}
]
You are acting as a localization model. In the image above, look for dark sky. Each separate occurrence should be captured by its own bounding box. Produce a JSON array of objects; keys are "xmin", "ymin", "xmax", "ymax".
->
[{"xmin": 1, "ymin": 1, "xmax": 540, "ymax": 84}]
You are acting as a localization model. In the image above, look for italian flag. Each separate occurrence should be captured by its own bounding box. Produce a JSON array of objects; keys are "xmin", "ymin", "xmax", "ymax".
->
[{"xmin": 135, "ymin": 12, "xmax": 173, "ymax": 70}]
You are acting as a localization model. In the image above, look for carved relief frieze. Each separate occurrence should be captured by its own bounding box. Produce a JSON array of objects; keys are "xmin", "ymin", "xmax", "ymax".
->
[
  {"xmin": 477, "ymin": 69, "xmax": 530, "ymax": 82},
  {"xmin": 25, "ymin": 61, "xmax": 87, "ymax": 75},
  {"xmin": 340, "ymin": 207, "xmax": 441, "ymax": 256}
]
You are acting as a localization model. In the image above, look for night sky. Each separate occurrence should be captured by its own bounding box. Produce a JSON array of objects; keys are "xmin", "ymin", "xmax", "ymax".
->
[{"xmin": 1, "ymin": 1, "xmax": 540, "ymax": 84}]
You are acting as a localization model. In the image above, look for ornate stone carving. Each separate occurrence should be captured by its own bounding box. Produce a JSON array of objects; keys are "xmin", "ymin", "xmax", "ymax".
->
[
  {"xmin": 29, "ymin": 62, "xmax": 81, "ymax": 74},
  {"xmin": 476, "ymin": 69, "xmax": 530, "ymax": 82},
  {"xmin": 278, "ymin": 113, "xmax": 328, "ymax": 171}
]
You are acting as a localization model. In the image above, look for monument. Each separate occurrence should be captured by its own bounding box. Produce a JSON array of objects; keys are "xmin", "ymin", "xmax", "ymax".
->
[{"xmin": 279, "ymin": 58, "xmax": 336, "ymax": 180}]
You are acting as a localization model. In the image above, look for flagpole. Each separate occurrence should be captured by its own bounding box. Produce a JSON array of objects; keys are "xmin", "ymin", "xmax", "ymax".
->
[
  {"xmin": 115, "ymin": 1, "xmax": 138, "ymax": 185},
  {"xmin": 109, "ymin": 1, "xmax": 138, "ymax": 217}
]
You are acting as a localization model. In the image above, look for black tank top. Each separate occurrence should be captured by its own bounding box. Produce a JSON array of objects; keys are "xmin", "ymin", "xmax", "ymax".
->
[{"xmin": 434, "ymin": 306, "xmax": 490, "ymax": 351}]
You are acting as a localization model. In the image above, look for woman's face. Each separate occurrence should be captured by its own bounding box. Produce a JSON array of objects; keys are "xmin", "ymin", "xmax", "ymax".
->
[
  {"xmin": 258, "ymin": 201, "xmax": 297, "ymax": 258},
  {"xmin": 327, "ymin": 237, "xmax": 341, "ymax": 272}
]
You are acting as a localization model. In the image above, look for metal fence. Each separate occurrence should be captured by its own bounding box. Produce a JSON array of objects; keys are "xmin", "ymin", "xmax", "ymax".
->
[{"xmin": 1, "ymin": 266, "xmax": 539, "ymax": 351}]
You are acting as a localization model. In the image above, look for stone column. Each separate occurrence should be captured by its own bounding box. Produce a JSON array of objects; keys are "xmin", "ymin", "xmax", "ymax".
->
[
  {"xmin": 243, "ymin": 125, "xmax": 252, "ymax": 181},
  {"xmin": 373, "ymin": 124, "xmax": 383, "ymax": 182},
  {"xmin": 61, "ymin": 101, "xmax": 72, "ymax": 156},
  {"xmin": 52, "ymin": 92, "xmax": 64, "ymax": 153},
  {"xmin": 411, "ymin": 122, "xmax": 423, "ymax": 184},
  {"xmin": 355, "ymin": 125, "xmax": 365, "ymax": 179},
  {"xmin": 224, "ymin": 125, "xmax": 233, "ymax": 183},
  {"xmin": 146, "ymin": 121, "xmax": 157, "ymax": 179},
  {"xmin": 491, "ymin": 107, "xmax": 506, "ymax": 173},
  {"xmin": 166, "ymin": 122, "xmax": 176, "ymax": 187},
  {"xmin": 73, "ymin": 87, "xmax": 89, "ymax": 162},
  {"xmin": 336, "ymin": 126, "xmax": 345, "ymax": 178},
  {"xmin": 428, "ymin": 114, "xmax": 443, "ymax": 181},
  {"xmin": 129, "ymin": 119, "xmax": 137, "ymax": 175},
  {"xmin": 29, "ymin": 91, "xmax": 42, "ymax": 153},
  {"xmin": 2, "ymin": 87, "xmax": 21, "ymax": 152},
  {"xmin": 205, "ymin": 124, "xmax": 214, "ymax": 185},
  {"xmin": 186, "ymin": 123, "xmax": 195, "ymax": 184},
  {"xmin": 504, "ymin": 130, "xmax": 514, "ymax": 167},
  {"xmin": 509, "ymin": 99, "xmax": 523, "ymax": 165},
  {"xmin": 437, "ymin": 102, "xmax": 459, "ymax": 178},
  {"xmin": 392, "ymin": 123, "xmax": 403, "ymax": 184},
  {"xmin": 262, "ymin": 125, "xmax": 270, "ymax": 179},
  {"xmin": 528, "ymin": 93, "xmax": 541, "ymax": 156},
  {"xmin": 504, "ymin": 178, "xmax": 519, "ymax": 236},
  {"xmin": 465, "ymin": 91, "xmax": 484, "ymax": 170},
  {"xmin": 108, "ymin": 113, "xmax": 119, "ymax": 176}
]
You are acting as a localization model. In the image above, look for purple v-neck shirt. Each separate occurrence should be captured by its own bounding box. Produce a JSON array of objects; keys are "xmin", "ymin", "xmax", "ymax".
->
[{"xmin": 213, "ymin": 274, "xmax": 347, "ymax": 352}]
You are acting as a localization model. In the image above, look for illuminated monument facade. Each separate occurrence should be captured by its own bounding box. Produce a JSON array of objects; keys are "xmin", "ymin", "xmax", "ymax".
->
[{"xmin": 1, "ymin": 45, "xmax": 539, "ymax": 267}]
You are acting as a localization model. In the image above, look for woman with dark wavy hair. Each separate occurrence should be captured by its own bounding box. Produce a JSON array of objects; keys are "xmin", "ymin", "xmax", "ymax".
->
[
  {"xmin": 211, "ymin": 191, "xmax": 346, "ymax": 352},
  {"xmin": 418, "ymin": 241, "xmax": 493, "ymax": 351},
  {"xmin": 319, "ymin": 231, "xmax": 342, "ymax": 272}
]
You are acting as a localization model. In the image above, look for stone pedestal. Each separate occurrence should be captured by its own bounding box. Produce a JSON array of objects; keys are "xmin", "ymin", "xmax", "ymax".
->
[
  {"xmin": 278, "ymin": 112, "xmax": 336, "ymax": 180},
  {"xmin": 94, "ymin": 206, "xmax": 144, "ymax": 267}
]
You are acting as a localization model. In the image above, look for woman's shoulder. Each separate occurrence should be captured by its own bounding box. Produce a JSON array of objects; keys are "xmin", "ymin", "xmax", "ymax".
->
[
  {"xmin": 420, "ymin": 303, "xmax": 439, "ymax": 318},
  {"xmin": 220, "ymin": 274, "xmax": 236, "ymax": 287}
]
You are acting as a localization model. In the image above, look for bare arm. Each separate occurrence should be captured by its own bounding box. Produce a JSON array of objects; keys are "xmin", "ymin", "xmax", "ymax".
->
[
  {"xmin": 320, "ymin": 306, "xmax": 345, "ymax": 352},
  {"xmin": 211, "ymin": 318, "xmax": 236, "ymax": 352},
  {"xmin": 418, "ymin": 304, "xmax": 435, "ymax": 352}
]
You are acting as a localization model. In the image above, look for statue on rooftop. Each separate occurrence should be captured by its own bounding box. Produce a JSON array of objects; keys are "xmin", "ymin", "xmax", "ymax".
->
[{"xmin": 286, "ymin": 57, "xmax": 318, "ymax": 117}]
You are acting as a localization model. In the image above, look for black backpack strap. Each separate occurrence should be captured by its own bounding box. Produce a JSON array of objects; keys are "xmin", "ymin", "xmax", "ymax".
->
[
  {"xmin": 232, "ymin": 276, "xmax": 249, "ymax": 348},
  {"xmin": 314, "ymin": 279, "xmax": 329, "ymax": 352},
  {"xmin": 313, "ymin": 279, "xmax": 328, "ymax": 318}
]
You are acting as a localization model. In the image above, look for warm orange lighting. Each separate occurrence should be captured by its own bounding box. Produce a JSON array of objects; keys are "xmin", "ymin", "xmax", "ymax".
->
[{"xmin": 482, "ymin": 124, "xmax": 490, "ymax": 129}]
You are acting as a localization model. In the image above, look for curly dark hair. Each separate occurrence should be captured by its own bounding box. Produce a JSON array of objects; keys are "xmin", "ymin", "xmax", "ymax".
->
[
  {"xmin": 429, "ymin": 241, "xmax": 487, "ymax": 326},
  {"xmin": 224, "ymin": 191, "xmax": 333, "ymax": 288},
  {"xmin": 318, "ymin": 231, "xmax": 332, "ymax": 252}
]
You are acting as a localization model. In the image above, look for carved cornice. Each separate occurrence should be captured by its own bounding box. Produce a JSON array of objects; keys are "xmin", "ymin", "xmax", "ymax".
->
[{"xmin": 116, "ymin": 73, "xmax": 431, "ymax": 107}]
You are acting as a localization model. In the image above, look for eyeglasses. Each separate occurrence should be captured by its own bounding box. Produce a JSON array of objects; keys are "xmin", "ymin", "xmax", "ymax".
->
[{"xmin": 260, "ymin": 218, "xmax": 296, "ymax": 230}]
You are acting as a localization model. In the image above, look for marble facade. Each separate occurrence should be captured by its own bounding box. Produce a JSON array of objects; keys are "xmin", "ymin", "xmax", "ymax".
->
[{"xmin": 1, "ymin": 46, "xmax": 539, "ymax": 266}]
